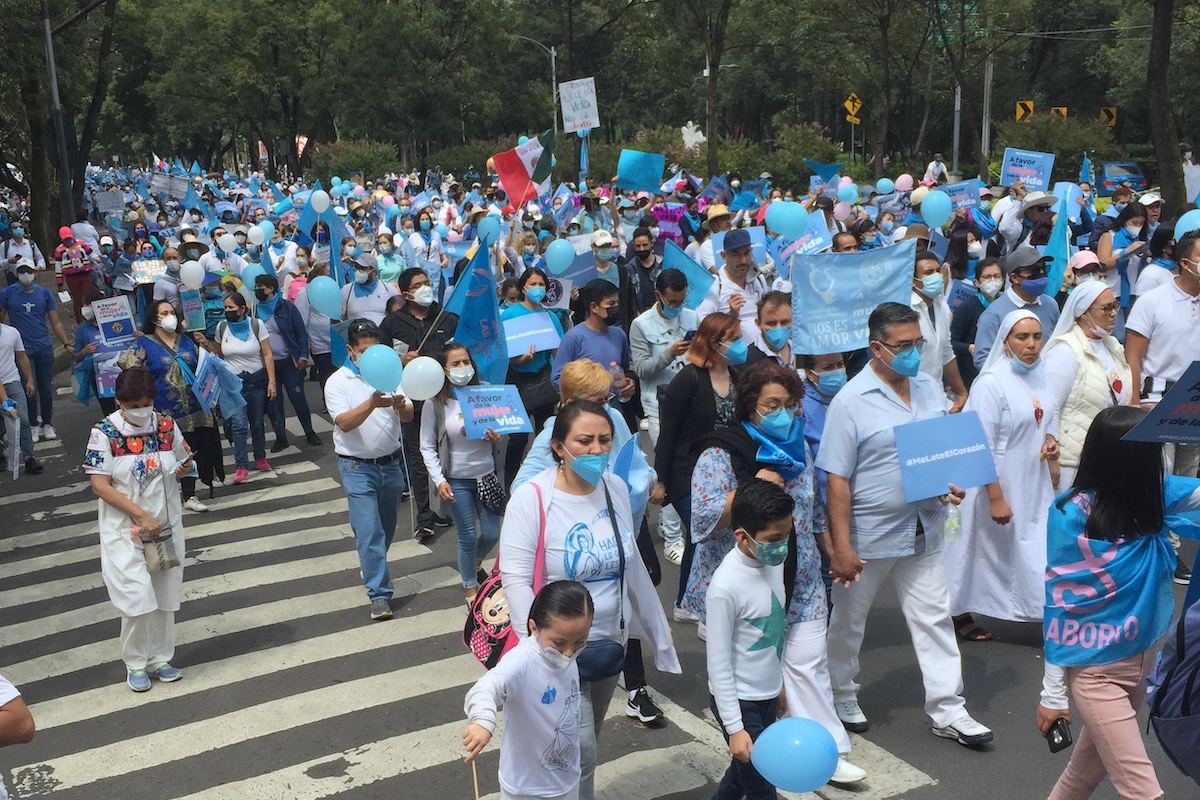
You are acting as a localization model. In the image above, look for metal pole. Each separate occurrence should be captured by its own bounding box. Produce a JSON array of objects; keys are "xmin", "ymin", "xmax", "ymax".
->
[
  {"xmin": 850, "ymin": 123, "xmax": 855, "ymax": 166},
  {"xmin": 952, "ymin": 83, "xmax": 962, "ymax": 174},
  {"xmin": 551, "ymin": 46, "xmax": 558, "ymax": 139},
  {"xmin": 41, "ymin": 0, "xmax": 74, "ymax": 222},
  {"xmin": 981, "ymin": 55, "xmax": 994, "ymax": 180}
]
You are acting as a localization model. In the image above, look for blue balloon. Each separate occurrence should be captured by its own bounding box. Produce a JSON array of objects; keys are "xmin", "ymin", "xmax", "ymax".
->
[
  {"xmin": 358, "ymin": 344, "xmax": 403, "ymax": 393},
  {"xmin": 477, "ymin": 215, "xmax": 501, "ymax": 243},
  {"xmin": 921, "ymin": 189, "xmax": 953, "ymax": 228},
  {"xmin": 876, "ymin": 177, "xmax": 896, "ymax": 195},
  {"xmin": 518, "ymin": 135, "xmax": 530, "ymax": 146},
  {"xmin": 258, "ymin": 220, "xmax": 275, "ymax": 240},
  {"xmin": 750, "ymin": 718, "xmax": 838, "ymax": 793},
  {"xmin": 239, "ymin": 263, "xmax": 265, "ymax": 288},
  {"xmin": 273, "ymin": 199, "xmax": 293, "ymax": 215},
  {"xmin": 577, "ymin": 128, "xmax": 592, "ymax": 139},
  {"xmin": 305, "ymin": 275, "xmax": 342, "ymax": 319},
  {"xmin": 435, "ymin": 223, "xmax": 450, "ymax": 238},
  {"xmin": 765, "ymin": 201, "xmax": 808, "ymax": 240},
  {"xmin": 545, "ymin": 238, "xmax": 576, "ymax": 274},
  {"xmin": 331, "ymin": 177, "xmax": 342, "ymax": 187},
  {"xmin": 837, "ymin": 184, "xmax": 858, "ymax": 204},
  {"xmin": 1175, "ymin": 209, "xmax": 1200, "ymax": 240}
]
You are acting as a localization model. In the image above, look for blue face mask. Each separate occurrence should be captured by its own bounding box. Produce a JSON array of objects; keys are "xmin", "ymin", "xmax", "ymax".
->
[
  {"xmin": 525, "ymin": 286, "xmax": 547, "ymax": 304},
  {"xmin": 758, "ymin": 407, "xmax": 795, "ymax": 441},
  {"xmin": 596, "ymin": 247, "xmax": 615, "ymax": 262},
  {"xmin": 763, "ymin": 326, "xmax": 791, "ymax": 352},
  {"xmin": 1008, "ymin": 350, "xmax": 1042, "ymax": 374},
  {"xmin": 817, "ymin": 367, "xmax": 847, "ymax": 395},
  {"xmin": 659, "ymin": 301, "xmax": 682, "ymax": 319},
  {"xmin": 565, "ymin": 450, "xmax": 609, "ymax": 486},
  {"xmin": 12, "ymin": 227, "xmax": 24, "ymax": 238},
  {"xmin": 886, "ymin": 345, "xmax": 922, "ymax": 377},
  {"xmin": 420, "ymin": 219, "xmax": 432, "ymax": 231},
  {"xmin": 1021, "ymin": 276, "xmax": 1049, "ymax": 296},
  {"xmin": 723, "ymin": 339, "xmax": 748, "ymax": 365},
  {"xmin": 880, "ymin": 220, "xmax": 895, "ymax": 234},
  {"xmin": 918, "ymin": 273, "xmax": 944, "ymax": 297},
  {"xmin": 749, "ymin": 536, "xmax": 789, "ymax": 567}
]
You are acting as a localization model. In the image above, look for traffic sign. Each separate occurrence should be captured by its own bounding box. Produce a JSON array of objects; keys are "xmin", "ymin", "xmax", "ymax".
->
[
  {"xmin": 844, "ymin": 92, "xmax": 863, "ymax": 117},
  {"xmin": 1100, "ymin": 107, "xmax": 1117, "ymax": 127},
  {"xmin": 845, "ymin": 114, "xmax": 861, "ymax": 125},
  {"xmin": 1051, "ymin": 106, "xmax": 1067, "ymax": 117},
  {"xmin": 1016, "ymin": 100, "xmax": 1034, "ymax": 122}
]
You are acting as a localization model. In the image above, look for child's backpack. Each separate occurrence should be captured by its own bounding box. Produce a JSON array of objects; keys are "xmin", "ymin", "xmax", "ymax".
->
[{"xmin": 1147, "ymin": 596, "xmax": 1200, "ymax": 787}]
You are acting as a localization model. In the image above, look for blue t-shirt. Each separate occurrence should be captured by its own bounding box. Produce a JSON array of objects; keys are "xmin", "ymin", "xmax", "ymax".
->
[
  {"xmin": 551, "ymin": 323, "xmax": 630, "ymax": 389},
  {"xmin": 74, "ymin": 320, "xmax": 102, "ymax": 352},
  {"xmin": 0, "ymin": 285, "xmax": 56, "ymax": 349}
]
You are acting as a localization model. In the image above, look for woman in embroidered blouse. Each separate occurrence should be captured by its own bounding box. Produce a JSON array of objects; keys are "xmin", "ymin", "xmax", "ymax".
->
[
  {"xmin": 118, "ymin": 299, "xmax": 223, "ymax": 511},
  {"xmin": 84, "ymin": 366, "xmax": 192, "ymax": 693}
]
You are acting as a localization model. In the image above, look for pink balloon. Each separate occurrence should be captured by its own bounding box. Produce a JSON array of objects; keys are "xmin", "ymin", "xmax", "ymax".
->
[
  {"xmin": 895, "ymin": 174, "xmax": 915, "ymax": 192},
  {"xmin": 354, "ymin": 185, "xmax": 366, "ymax": 198},
  {"xmin": 833, "ymin": 201, "xmax": 852, "ymax": 221},
  {"xmin": 447, "ymin": 230, "xmax": 462, "ymax": 242},
  {"xmin": 382, "ymin": 195, "xmax": 395, "ymax": 207},
  {"xmin": 839, "ymin": 175, "xmax": 853, "ymax": 187}
]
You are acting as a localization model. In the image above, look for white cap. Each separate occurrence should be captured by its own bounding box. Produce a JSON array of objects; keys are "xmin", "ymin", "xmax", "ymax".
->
[
  {"xmin": 1139, "ymin": 191, "xmax": 1163, "ymax": 206},
  {"xmin": 591, "ymin": 229, "xmax": 615, "ymax": 247}
]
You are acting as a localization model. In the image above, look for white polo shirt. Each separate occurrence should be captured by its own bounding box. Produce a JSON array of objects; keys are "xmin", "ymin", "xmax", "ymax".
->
[
  {"xmin": 324, "ymin": 366, "xmax": 404, "ymax": 459},
  {"xmin": 910, "ymin": 291, "xmax": 954, "ymax": 383},
  {"xmin": 1126, "ymin": 279, "xmax": 1200, "ymax": 402}
]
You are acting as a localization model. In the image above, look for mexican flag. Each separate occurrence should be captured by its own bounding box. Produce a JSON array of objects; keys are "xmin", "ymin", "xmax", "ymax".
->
[
  {"xmin": 491, "ymin": 130, "xmax": 555, "ymax": 207},
  {"xmin": 152, "ymin": 152, "xmax": 168, "ymax": 172}
]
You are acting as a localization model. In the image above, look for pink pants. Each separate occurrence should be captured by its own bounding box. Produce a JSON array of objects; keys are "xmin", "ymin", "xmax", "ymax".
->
[{"xmin": 1048, "ymin": 650, "xmax": 1163, "ymax": 800}]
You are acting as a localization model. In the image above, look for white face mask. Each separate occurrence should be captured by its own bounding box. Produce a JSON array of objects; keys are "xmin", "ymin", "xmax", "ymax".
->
[
  {"xmin": 82, "ymin": 307, "xmax": 95, "ymax": 322},
  {"xmin": 410, "ymin": 284, "xmax": 435, "ymax": 306},
  {"xmin": 979, "ymin": 278, "xmax": 1003, "ymax": 298},
  {"xmin": 539, "ymin": 644, "xmax": 579, "ymax": 671},
  {"xmin": 448, "ymin": 365, "xmax": 475, "ymax": 386},
  {"xmin": 165, "ymin": 259, "xmax": 181, "ymax": 273},
  {"xmin": 1124, "ymin": 224, "xmax": 1142, "ymax": 238},
  {"xmin": 17, "ymin": 272, "xmax": 34, "ymax": 287},
  {"xmin": 120, "ymin": 406, "xmax": 154, "ymax": 427},
  {"xmin": 967, "ymin": 242, "xmax": 984, "ymax": 259},
  {"xmin": 159, "ymin": 314, "xmax": 179, "ymax": 333},
  {"xmin": 354, "ymin": 269, "xmax": 372, "ymax": 285},
  {"xmin": 1075, "ymin": 271, "xmax": 1101, "ymax": 284}
]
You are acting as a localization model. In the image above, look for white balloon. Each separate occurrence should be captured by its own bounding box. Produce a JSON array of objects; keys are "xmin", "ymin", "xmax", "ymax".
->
[
  {"xmin": 309, "ymin": 189, "xmax": 331, "ymax": 213},
  {"xmin": 179, "ymin": 260, "xmax": 205, "ymax": 290},
  {"xmin": 217, "ymin": 233, "xmax": 238, "ymax": 254},
  {"xmin": 247, "ymin": 226, "xmax": 265, "ymax": 246},
  {"xmin": 400, "ymin": 356, "xmax": 446, "ymax": 401}
]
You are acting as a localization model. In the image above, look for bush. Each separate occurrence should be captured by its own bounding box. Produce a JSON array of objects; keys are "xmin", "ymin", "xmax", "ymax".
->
[
  {"xmin": 307, "ymin": 140, "xmax": 400, "ymax": 184},
  {"xmin": 993, "ymin": 117, "xmax": 1124, "ymax": 184}
]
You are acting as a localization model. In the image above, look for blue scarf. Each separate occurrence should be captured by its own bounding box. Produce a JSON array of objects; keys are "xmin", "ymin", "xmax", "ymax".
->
[
  {"xmin": 255, "ymin": 294, "xmax": 279, "ymax": 321},
  {"xmin": 741, "ymin": 418, "xmax": 807, "ymax": 480},
  {"xmin": 353, "ymin": 278, "xmax": 379, "ymax": 298},
  {"xmin": 226, "ymin": 318, "xmax": 251, "ymax": 341},
  {"xmin": 975, "ymin": 291, "xmax": 992, "ymax": 308}
]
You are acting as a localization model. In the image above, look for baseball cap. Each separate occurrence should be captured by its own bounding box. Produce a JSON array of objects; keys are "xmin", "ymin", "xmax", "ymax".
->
[
  {"xmin": 590, "ymin": 229, "xmax": 615, "ymax": 248},
  {"xmin": 15, "ymin": 258, "xmax": 35, "ymax": 272},
  {"xmin": 1139, "ymin": 191, "xmax": 1163, "ymax": 206},
  {"xmin": 352, "ymin": 253, "xmax": 379, "ymax": 271},
  {"xmin": 99, "ymin": 235, "xmax": 115, "ymax": 246},
  {"xmin": 1069, "ymin": 250, "xmax": 1102, "ymax": 272},
  {"xmin": 723, "ymin": 228, "xmax": 752, "ymax": 251},
  {"xmin": 1007, "ymin": 244, "xmax": 1053, "ymax": 273}
]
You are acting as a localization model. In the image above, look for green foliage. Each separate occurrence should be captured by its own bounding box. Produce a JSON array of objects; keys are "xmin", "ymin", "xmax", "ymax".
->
[
  {"xmin": 994, "ymin": 117, "xmax": 1124, "ymax": 182},
  {"xmin": 306, "ymin": 140, "xmax": 399, "ymax": 184}
]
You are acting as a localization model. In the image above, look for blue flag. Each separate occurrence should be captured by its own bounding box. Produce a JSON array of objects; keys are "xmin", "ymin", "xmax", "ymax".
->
[
  {"xmin": 1041, "ymin": 197, "xmax": 1072, "ymax": 296},
  {"xmin": 444, "ymin": 246, "xmax": 507, "ymax": 384},
  {"xmin": 579, "ymin": 135, "xmax": 590, "ymax": 184},
  {"xmin": 699, "ymin": 175, "xmax": 733, "ymax": 205},
  {"xmin": 803, "ymin": 159, "xmax": 844, "ymax": 184},
  {"xmin": 1080, "ymin": 152, "xmax": 1094, "ymax": 186},
  {"xmin": 189, "ymin": 160, "xmax": 203, "ymax": 177},
  {"xmin": 662, "ymin": 239, "xmax": 716, "ymax": 310}
]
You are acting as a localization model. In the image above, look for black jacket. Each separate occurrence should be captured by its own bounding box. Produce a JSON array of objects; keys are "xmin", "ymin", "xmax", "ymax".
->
[
  {"xmin": 654, "ymin": 363, "xmax": 739, "ymax": 501},
  {"xmin": 379, "ymin": 302, "xmax": 459, "ymax": 359}
]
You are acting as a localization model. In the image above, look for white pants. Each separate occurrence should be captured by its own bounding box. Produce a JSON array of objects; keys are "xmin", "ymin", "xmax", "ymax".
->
[
  {"xmin": 827, "ymin": 550, "xmax": 968, "ymax": 729},
  {"xmin": 647, "ymin": 407, "xmax": 682, "ymax": 547},
  {"xmin": 782, "ymin": 618, "xmax": 851, "ymax": 755},
  {"xmin": 502, "ymin": 788, "xmax": 578, "ymax": 800},
  {"xmin": 120, "ymin": 609, "xmax": 175, "ymax": 672},
  {"xmin": 578, "ymin": 674, "xmax": 620, "ymax": 800}
]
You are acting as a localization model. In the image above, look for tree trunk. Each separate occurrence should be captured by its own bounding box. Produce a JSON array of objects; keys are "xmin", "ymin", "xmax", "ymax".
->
[
  {"xmin": 72, "ymin": 0, "xmax": 119, "ymax": 215},
  {"xmin": 705, "ymin": 42, "xmax": 719, "ymax": 177},
  {"xmin": 1147, "ymin": 0, "xmax": 1183, "ymax": 212}
]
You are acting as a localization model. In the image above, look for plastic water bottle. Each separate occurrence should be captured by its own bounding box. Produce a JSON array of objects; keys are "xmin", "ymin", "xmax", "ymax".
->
[{"xmin": 943, "ymin": 502, "xmax": 962, "ymax": 542}]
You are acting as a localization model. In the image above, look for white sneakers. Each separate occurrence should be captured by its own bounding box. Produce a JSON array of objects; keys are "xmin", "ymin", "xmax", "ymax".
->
[
  {"xmin": 41, "ymin": 425, "xmax": 57, "ymax": 440},
  {"xmin": 184, "ymin": 496, "xmax": 209, "ymax": 512},
  {"xmin": 664, "ymin": 540, "xmax": 684, "ymax": 565},
  {"xmin": 835, "ymin": 698, "xmax": 869, "ymax": 733},
  {"xmin": 30, "ymin": 426, "xmax": 39, "ymax": 443},
  {"xmin": 829, "ymin": 757, "xmax": 867, "ymax": 784},
  {"xmin": 933, "ymin": 714, "xmax": 994, "ymax": 746}
]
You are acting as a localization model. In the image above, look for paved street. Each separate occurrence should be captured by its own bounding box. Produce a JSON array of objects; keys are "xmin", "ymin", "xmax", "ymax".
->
[{"xmin": 1, "ymin": 383, "xmax": 1196, "ymax": 799}]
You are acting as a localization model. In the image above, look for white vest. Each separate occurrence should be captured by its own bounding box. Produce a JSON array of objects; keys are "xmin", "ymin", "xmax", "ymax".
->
[{"xmin": 1053, "ymin": 326, "xmax": 1131, "ymax": 468}]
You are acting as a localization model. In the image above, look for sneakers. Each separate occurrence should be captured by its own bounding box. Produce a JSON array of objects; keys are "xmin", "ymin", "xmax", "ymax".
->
[
  {"xmin": 829, "ymin": 758, "xmax": 867, "ymax": 785},
  {"xmin": 932, "ymin": 714, "xmax": 993, "ymax": 746},
  {"xmin": 413, "ymin": 526, "xmax": 434, "ymax": 542},
  {"xmin": 1175, "ymin": 555, "xmax": 1193, "ymax": 586},
  {"xmin": 370, "ymin": 597, "xmax": 393, "ymax": 621},
  {"xmin": 153, "ymin": 663, "xmax": 183, "ymax": 682},
  {"xmin": 127, "ymin": 669, "xmax": 151, "ymax": 692},
  {"xmin": 639, "ymin": 418, "xmax": 650, "ymax": 432},
  {"xmin": 625, "ymin": 687, "xmax": 664, "ymax": 723},
  {"xmin": 305, "ymin": 431, "xmax": 322, "ymax": 445},
  {"xmin": 432, "ymin": 512, "xmax": 454, "ymax": 529},
  {"xmin": 664, "ymin": 540, "xmax": 684, "ymax": 565},
  {"xmin": 41, "ymin": 424, "xmax": 58, "ymax": 440},
  {"xmin": 835, "ymin": 699, "xmax": 870, "ymax": 733},
  {"xmin": 232, "ymin": 467, "xmax": 249, "ymax": 484},
  {"xmin": 254, "ymin": 458, "xmax": 272, "ymax": 472},
  {"xmin": 270, "ymin": 439, "xmax": 289, "ymax": 453},
  {"xmin": 184, "ymin": 496, "xmax": 209, "ymax": 512},
  {"xmin": 30, "ymin": 426, "xmax": 39, "ymax": 443},
  {"xmin": 672, "ymin": 604, "xmax": 699, "ymax": 624},
  {"xmin": 24, "ymin": 457, "xmax": 43, "ymax": 475}
]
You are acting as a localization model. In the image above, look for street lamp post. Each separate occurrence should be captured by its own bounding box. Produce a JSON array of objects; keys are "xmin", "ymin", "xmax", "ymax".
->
[
  {"xmin": 41, "ymin": 0, "xmax": 74, "ymax": 222},
  {"xmin": 517, "ymin": 36, "xmax": 558, "ymax": 138}
]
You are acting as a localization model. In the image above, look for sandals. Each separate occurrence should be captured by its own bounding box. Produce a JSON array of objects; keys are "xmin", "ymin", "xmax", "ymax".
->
[{"xmin": 953, "ymin": 613, "xmax": 993, "ymax": 642}]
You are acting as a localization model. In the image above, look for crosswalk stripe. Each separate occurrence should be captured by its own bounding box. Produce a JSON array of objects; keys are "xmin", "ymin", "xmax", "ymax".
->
[
  {"xmin": 0, "ymin": 480, "xmax": 89, "ymax": 510},
  {"xmin": 9, "ymin": 653, "xmax": 483, "ymax": 795},
  {"xmin": 23, "ymin": 581, "xmax": 463, "ymax": 727}
]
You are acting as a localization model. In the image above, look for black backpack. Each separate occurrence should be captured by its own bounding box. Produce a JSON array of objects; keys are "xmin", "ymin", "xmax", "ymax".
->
[{"xmin": 1147, "ymin": 597, "xmax": 1200, "ymax": 786}]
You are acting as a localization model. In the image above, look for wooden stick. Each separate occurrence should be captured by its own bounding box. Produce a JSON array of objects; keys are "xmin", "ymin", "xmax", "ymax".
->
[{"xmin": 471, "ymin": 759, "xmax": 480, "ymax": 800}]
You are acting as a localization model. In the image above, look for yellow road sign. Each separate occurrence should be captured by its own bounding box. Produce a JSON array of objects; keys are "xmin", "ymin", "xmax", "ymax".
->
[
  {"xmin": 1100, "ymin": 107, "xmax": 1117, "ymax": 127},
  {"xmin": 844, "ymin": 93, "xmax": 862, "ymax": 117},
  {"xmin": 1051, "ymin": 106, "xmax": 1067, "ymax": 117},
  {"xmin": 1016, "ymin": 100, "xmax": 1034, "ymax": 122},
  {"xmin": 846, "ymin": 114, "xmax": 861, "ymax": 125}
]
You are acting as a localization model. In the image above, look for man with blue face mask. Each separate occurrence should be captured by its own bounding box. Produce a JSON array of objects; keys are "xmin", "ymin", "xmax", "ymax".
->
[
  {"xmin": 746, "ymin": 291, "xmax": 794, "ymax": 368},
  {"xmin": 817, "ymin": 301, "xmax": 993, "ymax": 750},
  {"xmin": 972, "ymin": 245, "xmax": 1060, "ymax": 369},
  {"xmin": 910, "ymin": 251, "xmax": 968, "ymax": 412}
]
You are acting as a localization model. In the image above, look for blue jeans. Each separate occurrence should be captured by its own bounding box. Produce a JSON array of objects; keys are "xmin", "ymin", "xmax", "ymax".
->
[
  {"xmin": 228, "ymin": 369, "xmax": 268, "ymax": 468},
  {"xmin": 24, "ymin": 346, "xmax": 54, "ymax": 427},
  {"xmin": 446, "ymin": 477, "xmax": 501, "ymax": 588},
  {"xmin": 338, "ymin": 456, "xmax": 406, "ymax": 600},
  {"xmin": 2, "ymin": 380, "xmax": 33, "ymax": 459},
  {"xmin": 268, "ymin": 357, "xmax": 314, "ymax": 443},
  {"xmin": 710, "ymin": 695, "xmax": 781, "ymax": 800}
]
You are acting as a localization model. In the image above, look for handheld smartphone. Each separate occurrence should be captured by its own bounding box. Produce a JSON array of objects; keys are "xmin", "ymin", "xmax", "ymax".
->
[
  {"xmin": 1046, "ymin": 717, "xmax": 1072, "ymax": 753},
  {"xmin": 683, "ymin": 330, "xmax": 697, "ymax": 341}
]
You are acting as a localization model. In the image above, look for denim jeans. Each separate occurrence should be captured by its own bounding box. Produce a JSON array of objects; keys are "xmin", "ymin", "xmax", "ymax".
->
[
  {"xmin": 2, "ymin": 380, "xmax": 33, "ymax": 459},
  {"xmin": 338, "ymin": 456, "xmax": 406, "ymax": 600},
  {"xmin": 228, "ymin": 368, "xmax": 268, "ymax": 468},
  {"xmin": 445, "ymin": 477, "xmax": 501, "ymax": 588},
  {"xmin": 24, "ymin": 346, "xmax": 54, "ymax": 427},
  {"xmin": 269, "ymin": 357, "xmax": 314, "ymax": 442},
  {"xmin": 710, "ymin": 695, "xmax": 781, "ymax": 800}
]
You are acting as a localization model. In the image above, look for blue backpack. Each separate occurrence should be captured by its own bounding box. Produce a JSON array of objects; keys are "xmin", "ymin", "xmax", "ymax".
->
[{"xmin": 1147, "ymin": 594, "xmax": 1200, "ymax": 787}]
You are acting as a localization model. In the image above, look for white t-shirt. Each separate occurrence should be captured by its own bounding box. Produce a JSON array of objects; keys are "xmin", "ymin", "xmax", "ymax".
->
[
  {"xmin": 0, "ymin": 674, "xmax": 19, "ymax": 800},
  {"xmin": 324, "ymin": 366, "xmax": 404, "ymax": 459},
  {"xmin": 293, "ymin": 289, "xmax": 331, "ymax": 355},
  {"xmin": 1126, "ymin": 279, "xmax": 1200, "ymax": 401},
  {"xmin": 219, "ymin": 320, "xmax": 269, "ymax": 375},
  {"xmin": 418, "ymin": 396, "xmax": 495, "ymax": 486},
  {"xmin": 340, "ymin": 281, "xmax": 398, "ymax": 325},
  {"xmin": 696, "ymin": 267, "xmax": 768, "ymax": 344},
  {"xmin": 0, "ymin": 324, "xmax": 25, "ymax": 385},
  {"xmin": 1134, "ymin": 263, "xmax": 1174, "ymax": 296}
]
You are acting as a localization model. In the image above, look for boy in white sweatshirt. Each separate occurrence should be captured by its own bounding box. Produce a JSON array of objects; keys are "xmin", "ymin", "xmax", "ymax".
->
[{"xmin": 706, "ymin": 478, "xmax": 795, "ymax": 800}]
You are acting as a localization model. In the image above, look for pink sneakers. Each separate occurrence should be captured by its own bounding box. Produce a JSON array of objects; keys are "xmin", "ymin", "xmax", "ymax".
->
[
  {"xmin": 233, "ymin": 467, "xmax": 249, "ymax": 484},
  {"xmin": 254, "ymin": 458, "xmax": 272, "ymax": 472}
]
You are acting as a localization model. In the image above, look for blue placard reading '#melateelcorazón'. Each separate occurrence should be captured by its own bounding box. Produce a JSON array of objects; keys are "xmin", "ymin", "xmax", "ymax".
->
[{"xmin": 892, "ymin": 410, "xmax": 999, "ymax": 502}]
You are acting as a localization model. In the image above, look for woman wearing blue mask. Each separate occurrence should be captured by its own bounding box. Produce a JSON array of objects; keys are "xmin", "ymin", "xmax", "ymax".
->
[
  {"xmin": 946, "ymin": 310, "xmax": 1058, "ymax": 643},
  {"xmin": 500, "ymin": 399, "xmax": 679, "ymax": 800},
  {"xmin": 408, "ymin": 208, "xmax": 449, "ymax": 274},
  {"xmin": 689, "ymin": 361, "xmax": 867, "ymax": 786}
]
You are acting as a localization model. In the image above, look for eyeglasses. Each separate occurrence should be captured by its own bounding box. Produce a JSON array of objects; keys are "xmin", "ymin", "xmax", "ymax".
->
[
  {"xmin": 877, "ymin": 338, "xmax": 926, "ymax": 352},
  {"xmin": 1095, "ymin": 303, "xmax": 1119, "ymax": 315},
  {"xmin": 757, "ymin": 401, "xmax": 799, "ymax": 415}
]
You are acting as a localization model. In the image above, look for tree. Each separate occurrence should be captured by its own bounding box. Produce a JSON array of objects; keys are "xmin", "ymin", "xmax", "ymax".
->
[{"xmin": 1146, "ymin": 0, "xmax": 1184, "ymax": 210}]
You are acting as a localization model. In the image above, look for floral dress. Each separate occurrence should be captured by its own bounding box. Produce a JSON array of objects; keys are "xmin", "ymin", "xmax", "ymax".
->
[{"xmin": 685, "ymin": 443, "xmax": 827, "ymax": 626}]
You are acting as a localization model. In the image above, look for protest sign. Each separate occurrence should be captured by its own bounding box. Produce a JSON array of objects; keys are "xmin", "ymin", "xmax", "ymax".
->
[
  {"xmin": 1052, "ymin": 181, "xmax": 1084, "ymax": 223},
  {"xmin": 453, "ymin": 385, "xmax": 534, "ymax": 438},
  {"xmin": 790, "ymin": 239, "xmax": 916, "ymax": 354},
  {"xmin": 651, "ymin": 203, "xmax": 686, "ymax": 244},
  {"xmin": 566, "ymin": 233, "xmax": 594, "ymax": 256},
  {"xmin": 774, "ymin": 210, "xmax": 835, "ymax": 280},
  {"xmin": 180, "ymin": 289, "xmax": 206, "ymax": 332},
  {"xmin": 941, "ymin": 179, "xmax": 981, "ymax": 211},
  {"xmin": 711, "ymin": 227, "xmax": 767, "ymax": 270},
  {"xmin": 543, "ymin": 276, "xmax": 573, "ymax": 309},
  {"xmin": 809, "ymin": 175, "xmax": 840, "ymax": 196},
  {"xmin": 1000, "ymin": 148, "xmax": 1056, "ymax": 192},
  {"xmin": 132, "ymin": 259, "xmax": 166, "ymax": 285},
  {"xmin": 615, "ymin": 150, "xmax": 666, "ymax": 193},
  {"xmin": 559, "ymin": 250, "xmax": 601, "ymax": 288},
  {"xmin": 559, "ymin": 77, "xmax": 600, "ymax": 134},
  {"xmin": 95, "ymin": 191, "xmax": 125, "ymax": 216},
  {"xmin": 662, "ymin": 240, "xmax": 716, "ymax": 310},
  {"xmin": 893, "ymin": 411, "xmax": 999, "ymax": 502},
  {"xmin": 149, "ymin": 173, "xmax": 172, "ymax": 195},
  {"xmin": 94, "ymin": 343, "xmax": 125, "ymax": 398},
  {"xmin": 92, "ymin": 296, "xmax": 137, "ymax": 345},
  {"xmin": 1124, "ymin": 362, "xmax": 1200, "ymax": 444},
  {"xmin": 503, "ymin": 312, "xmax": 562, "ymax": 358},
  {"xmin": 191, "ymin": 354, "xmax": 220, "ymax": 413},
  {"xmin": 929, "ymin": 228, "xmax": 950, "ymax": 262}
]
